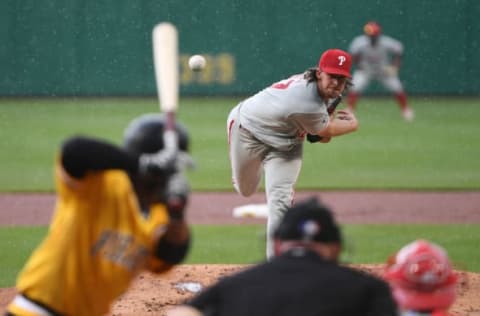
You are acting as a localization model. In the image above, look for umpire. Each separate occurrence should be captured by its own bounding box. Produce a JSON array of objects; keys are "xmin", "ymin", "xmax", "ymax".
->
[{"xmin": 168, "ymin": 197, "xmax": 398, "ymax": 316}]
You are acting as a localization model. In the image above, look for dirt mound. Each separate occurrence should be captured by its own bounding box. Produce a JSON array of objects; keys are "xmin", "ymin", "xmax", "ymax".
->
[
  {"xmin": 111, "ymin": 264, "xmax": 479, "ymax": 315},
  {"xmin": 2, "ymin": 191, "xmax": 480, "ymax": 315},
  {"xmin": 3, "ymin": 264, "xmax": 478, "ymax": 315}
]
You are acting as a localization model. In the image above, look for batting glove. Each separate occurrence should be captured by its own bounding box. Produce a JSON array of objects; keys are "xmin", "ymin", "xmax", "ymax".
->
[
  {"xmin": 166, "ymin": 173, "xmax": 190, "ymax": 220},
  {"xmin": 138, "ymin": 130, "xmax": 178, "ymax": 175},
  {"xmin": 176, "ymin": 152, "xmax": 196, "ymax": 171}
]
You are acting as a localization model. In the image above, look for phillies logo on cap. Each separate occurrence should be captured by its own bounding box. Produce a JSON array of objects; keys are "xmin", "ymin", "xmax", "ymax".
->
[{"xmin": 318, "ymin": 49, "xmax": 352, "ymax": 78}]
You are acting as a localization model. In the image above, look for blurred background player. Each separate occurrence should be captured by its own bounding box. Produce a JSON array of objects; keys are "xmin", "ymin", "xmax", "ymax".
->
[
  {"xmin": 227, "ymin": 49, "xmax": 359, "ymax": 259},
  {"xmin": 384, "ymin": 239, "xmax": 458, "ymax": 316},
  {"xmin": 167, "ymin": 197, "xmax": 397, "ymax": 316},
  {"xmin": 347, "ymin": 21, "xmax": 414, "ymax": 121},
  {"xmin": 6, "ymin": 113, "xmax": 193, "ymax": 316}
]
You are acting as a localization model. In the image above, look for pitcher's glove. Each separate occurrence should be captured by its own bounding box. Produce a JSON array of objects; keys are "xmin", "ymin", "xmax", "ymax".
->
[{"xmin": 307, "ymin": 134, "xmax": 323, "ymax": 143}]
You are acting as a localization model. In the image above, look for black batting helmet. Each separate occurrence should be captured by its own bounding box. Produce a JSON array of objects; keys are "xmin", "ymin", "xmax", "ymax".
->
[{"xmin": 123, "ymin": 113, "xmax": 189, "ymax": 154}]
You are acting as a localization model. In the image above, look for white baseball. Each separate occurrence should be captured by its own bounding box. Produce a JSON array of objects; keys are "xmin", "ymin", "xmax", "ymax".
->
[{"xmin": 188, "ymin": 55, "xmax": 206, "ymax": 71}]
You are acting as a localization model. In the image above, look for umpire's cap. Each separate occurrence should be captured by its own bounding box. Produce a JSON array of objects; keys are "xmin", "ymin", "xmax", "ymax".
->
[
  {"xmin": 274, "ymin": 197, "xmax": 341, "ymax": 243},
  {"xmin": 123, "ymin": 113, "xmax": 189, "ymax": 154}
]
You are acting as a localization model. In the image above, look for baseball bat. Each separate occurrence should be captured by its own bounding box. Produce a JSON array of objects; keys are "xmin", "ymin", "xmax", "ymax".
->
[{"xmin": 152, "ymin": 22, "xmax": 179, "ymax": 131}]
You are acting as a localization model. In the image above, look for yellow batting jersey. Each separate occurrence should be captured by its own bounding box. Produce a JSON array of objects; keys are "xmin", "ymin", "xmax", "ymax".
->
[{"xmin": 9, "ymin": 160, "xmax": 171, "ymax": 316}]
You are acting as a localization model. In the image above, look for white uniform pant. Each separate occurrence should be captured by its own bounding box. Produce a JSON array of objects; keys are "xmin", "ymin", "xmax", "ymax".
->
[
  {"xmin": 351, "ymin": 70, "xmax": 404, "ymax": 93},
  {"xmin": 227, "ymin": 105, "xmax": 303, "ymax": 258}
]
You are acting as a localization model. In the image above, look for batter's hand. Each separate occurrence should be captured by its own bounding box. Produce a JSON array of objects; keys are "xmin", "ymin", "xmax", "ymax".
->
[
  {"xmin": 176, "ymin": 152, "xmax": 196, "ymax": 171},
  {"xmin": 139, "ymin": 148, "xmax": 177, "ymax": 175},
  {"xmin": 167, "ymin": 194, "xmax": 187, "ymax": 220},
  {"xmin": 166, "ymin": 172, "xmax": 190, "ymax": 220},
  {"xmin": 138, "ymin": 131, "xmax": 178, "ymax": 175}
]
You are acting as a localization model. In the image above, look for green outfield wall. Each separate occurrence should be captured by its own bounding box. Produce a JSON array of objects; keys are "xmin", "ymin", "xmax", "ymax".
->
[{"xmin": 1, "ymin": 0, "xmax": 478, "ymax": 96}]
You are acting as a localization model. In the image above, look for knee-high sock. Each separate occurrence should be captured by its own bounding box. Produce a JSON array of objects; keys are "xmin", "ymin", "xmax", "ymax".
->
[{"xmin": 395, "ymin": 92, "xmax": 409, "ymax": 110}]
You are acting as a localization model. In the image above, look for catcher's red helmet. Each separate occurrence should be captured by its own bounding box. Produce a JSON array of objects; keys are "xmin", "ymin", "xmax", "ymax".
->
[
  {"xmin": 364, "ymin": 21, "xmax": 382, "ymax": 36},
  {"xmin": 383, "ymin": 240, "xmax": 457, "ymax": 312}
]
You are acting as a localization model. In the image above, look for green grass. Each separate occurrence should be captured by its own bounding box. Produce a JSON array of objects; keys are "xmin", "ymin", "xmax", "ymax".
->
[
  {"xmin": 0, "ymin": 96, "xmax": 479, "ymax": 191},
  {"xmin": 341, "ymin": 224, "xmax": 480, "ymax": 271},
  {"xmin": 0, "ymin": 227, "xmax": 48, "ymax": 287},
  {"xmin": 301, "ymin": 97, "xmax": 480, "ymax": 189},
  {"xmin": 1, "ymin": 223, "xmax": 478, "ymax": 287},
  {"xmin": 187, "ymin": 224, "xmax": 480, "ymax": 272},
  {"xmin": 1, "ymin": 97, "xmax": 479, "ymax": 287}
]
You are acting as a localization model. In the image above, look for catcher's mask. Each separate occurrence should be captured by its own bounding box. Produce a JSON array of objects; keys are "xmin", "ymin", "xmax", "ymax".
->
[{"xmin": 383, "ymin": 239, "xmax": 457, "ymax": 311}]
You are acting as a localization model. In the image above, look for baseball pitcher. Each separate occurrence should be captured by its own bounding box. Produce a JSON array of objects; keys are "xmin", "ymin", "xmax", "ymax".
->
[{"xmin": 227, "ymin": 49, "xmax": 358, "ymax": 258}]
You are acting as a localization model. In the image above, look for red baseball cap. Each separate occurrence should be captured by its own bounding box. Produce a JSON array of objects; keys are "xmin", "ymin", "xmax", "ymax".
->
[
  {"xmin": 364, "ymin": 21, "xmax": 382, "ymax": 36},
  {"xmin": 318, "ymin": 49, "xmax": 352, "ymax": 78}
]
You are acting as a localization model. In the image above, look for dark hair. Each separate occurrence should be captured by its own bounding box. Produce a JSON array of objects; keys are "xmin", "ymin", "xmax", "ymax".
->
[
  {"xmin": 303, "ymin": 67, "xmax": 318, "ymax": 83},
  {"xmin": 303, "ymin": 67, "xmax": 353, "ymax": 92},
  {"xmin": 273, "ymin": 197, "xmax": 342, "ymax": 243}
]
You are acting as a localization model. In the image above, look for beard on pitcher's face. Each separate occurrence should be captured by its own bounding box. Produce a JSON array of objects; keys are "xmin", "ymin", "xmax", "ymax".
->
[{"xmin": 317, "ymin": 72, "xmax": 346, "ymax": 99}]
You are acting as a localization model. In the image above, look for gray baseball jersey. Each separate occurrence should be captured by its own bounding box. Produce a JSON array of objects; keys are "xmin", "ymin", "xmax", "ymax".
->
[
  {"xmin": 349, "ymin": 34, "xmax": 403, "ymax": 74},
  {"xmin": 238, "ymin": 74, "xmax": 330, "ymax": 151},
  {"xmin": 348, "ymin": 35, "xmax": 405, "ymax": 93},
  {"xmin": 227, "ymin": 74, "xmax": 332, "ymax": 258}
]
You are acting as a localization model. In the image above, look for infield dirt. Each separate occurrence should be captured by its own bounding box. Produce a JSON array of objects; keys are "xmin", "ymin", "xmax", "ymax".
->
[{"xmin": 1, "ymin": 191, "xmax": 479, "ymax": 315}]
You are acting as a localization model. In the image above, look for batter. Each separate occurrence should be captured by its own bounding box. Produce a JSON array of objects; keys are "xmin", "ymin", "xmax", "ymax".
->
[{"xmin": 6, "ymin": 114, "xmax": 192, "ymax": 316}]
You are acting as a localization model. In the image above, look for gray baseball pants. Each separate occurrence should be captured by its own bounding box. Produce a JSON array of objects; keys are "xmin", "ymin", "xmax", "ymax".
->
[{"xmin": 227, "ymin": 104, "xmax": 303, "ymax": 258}]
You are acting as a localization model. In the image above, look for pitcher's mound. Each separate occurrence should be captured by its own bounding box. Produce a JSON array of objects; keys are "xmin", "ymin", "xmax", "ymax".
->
[{"xmin": 110, "ymin": 264, "xmax": 480, "ymax": 316}]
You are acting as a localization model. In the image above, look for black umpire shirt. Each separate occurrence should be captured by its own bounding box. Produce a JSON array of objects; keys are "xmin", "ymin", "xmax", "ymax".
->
[{"xmin": 187, "ymin": 248, "xmax": 398, "ymax": 316}]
